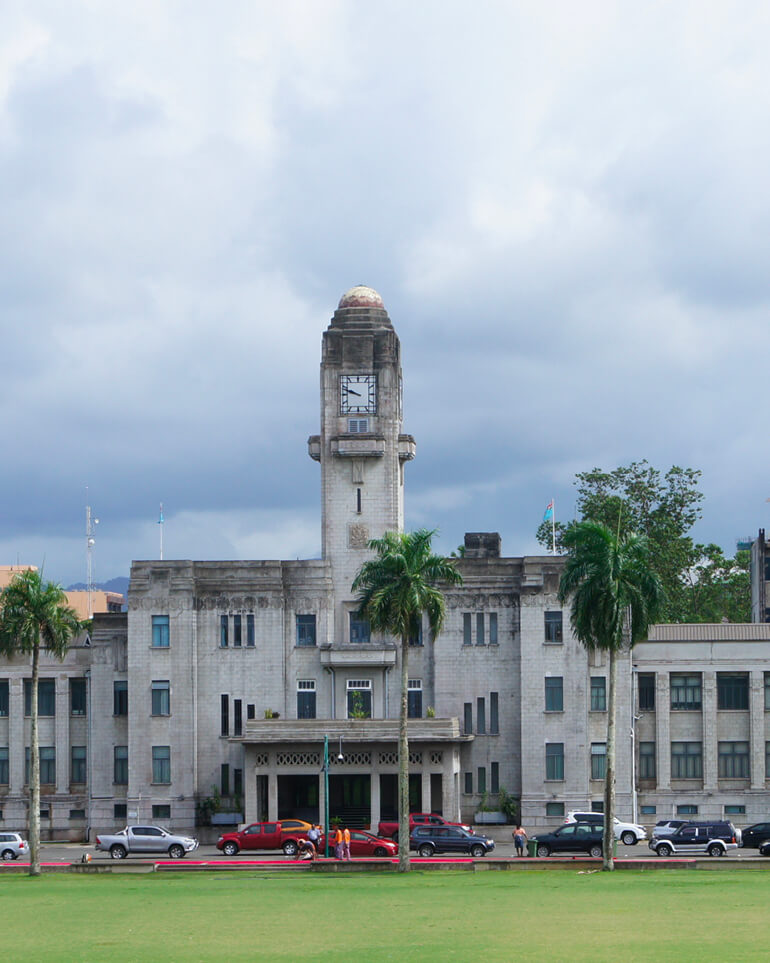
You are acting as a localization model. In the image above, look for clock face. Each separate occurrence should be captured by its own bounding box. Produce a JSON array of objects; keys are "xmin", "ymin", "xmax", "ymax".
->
[{"xmin": 340, "ymin": 374, "xmax": 376, "ymax": 414}]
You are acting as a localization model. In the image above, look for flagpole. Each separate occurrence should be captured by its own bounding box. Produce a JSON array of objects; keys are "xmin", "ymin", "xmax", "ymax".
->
[
  {"xmin": 551, "ymin": 498, "xmax": 556, "ymax": 555},
  {"xmin": 158, "ymin": 503, "xmax": 164, "ymax": 560}
]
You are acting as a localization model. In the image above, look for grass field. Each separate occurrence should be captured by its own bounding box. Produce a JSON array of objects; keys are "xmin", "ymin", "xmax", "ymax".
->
[{"xmin": 1, "ymin": 869, "xmax": 768, "ymax": 961}]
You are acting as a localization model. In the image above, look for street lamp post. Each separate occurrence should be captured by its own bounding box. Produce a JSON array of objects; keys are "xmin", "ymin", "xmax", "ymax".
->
[{"xmin": 323, "ymin": 735, "xmax": 330, "ymax": 858}]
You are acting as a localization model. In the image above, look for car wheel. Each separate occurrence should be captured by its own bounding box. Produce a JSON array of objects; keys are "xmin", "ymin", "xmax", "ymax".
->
[
  {"xmin": 110, "ymin": 844, "xmax": 127, "ymax": 860},
  {"xmin": 168, "ymin": 845, "xmax": 185, "ymax": 859},
  {"xmin": 707, "ymin": 843, "xmax": 723, "ymax": 857},
  {"xmin": 537, "ymin": 844, "xmax": 550, "ymax": 858},
  {"xmin": 621, "ymin": 832, "xmax": 636, "ymax": 846},
  {"xmin": 282, "ymin": 840, "xmax": 298, "ymax": 856},
  {"xmin": 222, "ymin": 841, "xmax": 239, "ymax": 857},
  {"xmin": 657, "ymin": 843, "xmax": 672, "ymax": 858},
  {"xmin": 1, "ymin": 850, "xmax": 14, "ymax": 861},
  {"xmin": 470, "ymin": 845, "xmax": 485, "ymax": 858},
  {"xmin": 373, "ymin": 847, "xmax": 388, "ymax": 857},
  {"xmin": 418, "ymin": 844, "xmax": 434, "ymax": 857},
  {"xmin": 589, "ymin": 844, "xmax": 602, "ymax": 858}
]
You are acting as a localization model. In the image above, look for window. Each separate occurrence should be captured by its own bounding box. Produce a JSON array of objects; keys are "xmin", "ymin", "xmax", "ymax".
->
[
  {"xmin": 221, "ymin": 763, "xmax": 230, "ymax": 795},
  {"xmin": 247, "ymin": 704, "xmax": 256, "ymax": 720},
  {"xmin": 114, "ymin": 746, "xmax": 128, "ymax": 784},
  {"xmin": 297, "ymin": 681, "xmax": 317, "ymax": 719},
  {"xmin": 489, "ymin": 613, "xmax": 498, "ymax": 645},
  {"xmin": 347, "ymin": 680, "xmax": 372, "ymax": 718},
  {"xmin": 348, "ymin": 418, "xmax": 369, "ymax": 433},
  {"xmin": 725, "ymin": 805, "xmax": 746, "ymax": 815},
  {"xmin": 717, "ymin": 673, "xmax": 749, "ymax": 710},
  {"xmin": 229, "ymin": 614, "xmax": 241, "ymax": 648},
  {"xmin": 476, "ymin": 613, "xmax": 485, "ymax": 646},
  {"xmin": 26, "ymin": 747, "xmax": 56, "ymax": 785},
  {"xmin": 671, "ymin": 741, "xmax": 702, "ymax": 779},
  {"xmin": 407, "ymin": 680, "xmax": 422, "ymax": 719},
  {"xmin": 491, "ymin": 761, "xmax": 499, "ymax": 793},
  {"xmin": 0, "ymin": 747, "xmax": 8, "ymax": 785},
  {"xmin": 24, "ymin": 679, "xmax": 55, "ymax": 716},
  {"xmin": 641, "ymin": 805, "xmax": 657, "ymax": 815},
  {"xmin": 69, "ymin": 809, "xmax": 85, "ymax": 820},
  {"xmin": 151, "ymin": 681, "xmax": 170, "ymax": 716},
  {"xmin": 765, "ymin": 672, "xmax": 770, "ymax": 710},
  {"xmin": 0, "ymin": 680, "xmax": 8, "ymax": 716},
  {"xmin": 113, "ymin": 681, "xmax": 128, "ymax": 716},
  {"xmin": 114, "ymin": 803, "xmax": 127, "ymax": 820},
  {"xmin": 349, "ymin": 614, "xmax": 370, "ymax": 644},
  {"xmin": 152, "ymin": 746, "xmax": 171, "ymax": 784},
  {"xmin": 639, "ymin": 741, "xmax": 656, "ymax": 779},
  {"xmin": 463, "ymin": 702, "xmax": 473, "ymax": 735},
  {"xmin": 677, "ymin": 804, "xmax": 698, "ymax": 816},
  {"xmin": 591, "ymin": 743, "xmax": 606, "ymax": 780},
  {"xmin": 546, "ymin": 802, "xmax": 564, "ymax": 817},
  {"xmin": 234, "ymin": 699, "xmax": 243, "ymax": 736},
  {"xmin": 544, "ymin": 611, "xmax": 563, "ymax": 643},
  {"xmin": 70, "ymin": 678, "xmax": 87, "ymax": 716},
  {"xmin": 71, "ymin": 746, "xmax": 87, "ymax": 784},
  {"xmin": 546, "ymin": 743, "xmax": 564, "ymax": 780},
  {"xmin": 462, "ymin": 612, "xmax": 495, "ymax": 645},
  {"xmin": 409, "ymin": 621, "xmax": 423, "ymax": 647},
  {"xmin": 591, "ymin": 801, "xmax": 604, "ymax": 813},
  {"xmin": 463, "ymin": 613, "xmax": 472, "ymax": 646},
  {"xmin": 220, "ymin": 615, "xmax": 228, "ymax": 648},
  {"xmin": 234, "ymin": 768, "xmax": 243, "ymax": 797},
  {"xmin": 671, "ymin": 674, "xmax": 702, "ymax": 711},
  {"xmin": 152, "ymin": 805, "xmax": 171, "ymax": 820},
  {"xmin": 221, "ymin": 695, "xmax": 229, "ymax": 737},
  {"xmin": 464, "ymin": 771, "xmax": 473, "ymax": 794},
  {"xmin": 476, "ymin": 697, "xmax": 486, "ymax": 734},
  {"xmin": 638, "ymin": 673, "xmax": 655, "ymax": 711},
  {"xmin": 296, "ymin": 614, "xmax": 316, "ymax": 647},
  {"xmin": 477, "ymin": 766, "xmax": 487, "ymax": 793},
  {"xmin": 718, "ymin": 741, "xmax": 749, "ymax": 778},
  {"xmin": 544, "ymin": 677, "xmax": 563, "ymax": 712},
  {"xmin": 490, "ymin": 691, "xmax": 499, "ymax": 734},
  {"xmin": 590, "ymin": 677, "xmax": 606, "ymax": 712},
  {"xmin": 152, "ymin": 615, "xmax": 169, "ymax": 648}
]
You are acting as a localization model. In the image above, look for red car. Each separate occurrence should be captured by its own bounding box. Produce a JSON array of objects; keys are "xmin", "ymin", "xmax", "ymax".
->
[
  {"xmin": 217, "ymin": 821, "xmax": 312, "ymax": 856},
  {"xmin": 319, "ymin": 830, "xmax": 397, "ymax": 858}
]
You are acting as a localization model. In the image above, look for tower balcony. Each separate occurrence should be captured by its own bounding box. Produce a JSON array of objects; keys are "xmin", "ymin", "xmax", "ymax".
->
[{"xmin": 318, "ymin": 642, "xmax": 397, "ymax": 669}]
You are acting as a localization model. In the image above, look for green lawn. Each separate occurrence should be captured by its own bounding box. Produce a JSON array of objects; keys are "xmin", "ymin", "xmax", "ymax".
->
[{"xmin": 1, "ymin": 869, "xmax": 767, "ymax": 961}]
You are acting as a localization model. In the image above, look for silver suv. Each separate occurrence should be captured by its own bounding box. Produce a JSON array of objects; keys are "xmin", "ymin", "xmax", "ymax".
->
[
  {"xmin": 565, "ymin": 811, "xmax": 647, "ymax": 845},
  {"xmin": 0, "ymin": 832, "xmax": 29, "ymax": 860}
]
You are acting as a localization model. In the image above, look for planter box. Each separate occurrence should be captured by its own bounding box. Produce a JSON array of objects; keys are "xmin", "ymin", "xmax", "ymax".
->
[
  {"xmin": 211, "ymin": 813, "xmax": 244, "ymax": 825},
  {"xmin": 474, "ymin": 812, "xmax": 507, "ymax": 825}
]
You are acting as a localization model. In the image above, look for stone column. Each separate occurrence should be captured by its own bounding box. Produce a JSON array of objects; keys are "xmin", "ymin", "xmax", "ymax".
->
[
  {"xmin": 243, "ymin": 748, "xmax": 256, "ymax": 823},
  {"xmin": 370, "ymin": 768, "xmax": 381, "ymax": 830},
  {"xmin": 267, "ymin": 772, "xmax": 278, "ymax": 822},
  {"xmin": 655, "ymin": 674, "xmax": 670, "ymax": 789},
  {"xmin": 56, "ymin": 675, "xmax": 70, "ymax": 794},
  {"xmin": 421, "ymin": 769, "xmax": 431, "ymax": 812},
  {"xmin": 443, "ymin": 749, "xmax": 459, "ymax": 823},
  {"xmin": 9, "ymin": 678, "xmax": 24, "ymax": 793},
  {"xmin": 750, "ymin": 670, "xmax": 765, "ymax": 789},
  {"xmin": 702, "ymin": 672, "xmax": 717, "ymax": 790}
]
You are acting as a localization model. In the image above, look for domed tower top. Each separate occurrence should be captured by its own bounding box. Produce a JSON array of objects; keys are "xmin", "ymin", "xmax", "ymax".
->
[
  {"xmin": 329, "ymin": 285, "xmax": 392, "ymax": 331},
  {"xmin": 337, "ymin": 285, "xmax": 385, "ymax": 310}
]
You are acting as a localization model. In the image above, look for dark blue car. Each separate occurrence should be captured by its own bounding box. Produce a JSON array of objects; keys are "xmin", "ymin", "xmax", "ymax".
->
[{"xmin": 410, "ymin": 825, "xmax": 495, "ymax": 857}]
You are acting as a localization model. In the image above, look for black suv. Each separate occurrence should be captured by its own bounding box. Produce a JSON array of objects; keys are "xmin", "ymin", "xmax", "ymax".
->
[
  {"xmin": 532, "ymin": 823, "xmax": 604, "ymax": 858},
  {"xmin": 649, "ymin": 821, "xmax": 739, "ymax": 857},
  {"xmin": 410, "ymin": 825, "xmax": 495, "ymax": 857}
]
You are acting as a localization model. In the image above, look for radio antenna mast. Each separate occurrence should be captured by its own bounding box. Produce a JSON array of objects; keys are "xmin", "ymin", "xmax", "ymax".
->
[{"xmin": 85, "ymin": 490, "xmax": 99, "ymax": 619}]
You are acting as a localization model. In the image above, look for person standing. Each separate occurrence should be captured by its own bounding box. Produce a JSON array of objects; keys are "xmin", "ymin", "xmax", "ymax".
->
[
  {"xmin": 342, "ymin": 826, "xmax": 351, "ymax": 861},
  {"xmin": 513, "ymin": 825, "xmax": 528, "ymax": 857},
  {"xmin": 334, "ymin": 826, "xmax": 344, "ymax": 859},
  {"xmin": 307, "ymin": 824, "xmax": 319, "ymax": 856}
]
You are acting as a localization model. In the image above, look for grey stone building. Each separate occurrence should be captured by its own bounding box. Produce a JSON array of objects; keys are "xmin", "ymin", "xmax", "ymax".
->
[{"xmin": 5, "ymin": 287, "xmax": 770, "ymax": 839}]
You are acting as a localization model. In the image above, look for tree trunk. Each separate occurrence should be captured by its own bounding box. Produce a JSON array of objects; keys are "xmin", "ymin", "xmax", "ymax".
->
[
  {"xmin": 29, "ymin": 642, "xmax": 41, "ymax": 877},
  {"xmin": 398, "ymin": 632, "xmax": 410, "ymax": 872},
  {"xmin": 602, "ymin": 645, "xmax": 618, "ymax": 871}
]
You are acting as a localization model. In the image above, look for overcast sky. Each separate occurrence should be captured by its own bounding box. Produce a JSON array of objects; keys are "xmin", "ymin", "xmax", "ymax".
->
[{"xmin": 2, "ymin": 1, "xmax": 769, "ymax": 587}]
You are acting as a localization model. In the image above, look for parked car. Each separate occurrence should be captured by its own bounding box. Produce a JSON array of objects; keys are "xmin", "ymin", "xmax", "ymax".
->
[
  {"xmin": 651, "ymin": 819, "xmax": 689, "ymax": 839},
  {"xmin": 94, "ymin": 825, "xmax": 199, "ymax": 859},
  {"xmin": 757, "ymin": 840, "xmax": 770, "ymax": 857},
  {"xmin": 217, "ymin": 820, "xmax": 316, "ymax": 856},
  {"xmin": 648, "ymin": 822, "xmax": 739, "ymax": 857},
  {"xmin": 0, "ymin": 832, "xmax": 28, "ymax": 861},
  {"xmin": 410, "ymin": 825, "xmax": 495, "ymax": 857},
  {"xmin": 378, "ymin": 812, "xmax": 471, "ymax": 841},
  {"xmin": 565, "ymin": 811, "xmax": 647, "ymax": 845},
  {"xmin": 339, "ymin": 830, "xmax": 398, "ymax": 858},
  {"xmin": 532, "ymin": 823, "xmax": 604, "ymax": 858},
  {"xmin": 740, "ymin": 822, "xmax": 770, "ymax": 848}
]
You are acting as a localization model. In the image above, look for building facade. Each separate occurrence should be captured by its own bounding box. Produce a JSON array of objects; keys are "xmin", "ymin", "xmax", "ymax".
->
[{"xmin": 4, "ymin": 287, "xmax": 770, "ymax": 838}]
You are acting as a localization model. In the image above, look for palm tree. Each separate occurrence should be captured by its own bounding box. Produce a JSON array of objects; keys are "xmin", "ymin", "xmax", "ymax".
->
[
  {"xmin": 0, "ymin": 570, "xmax": 81, "ymax": 876},
  {"xmin": 558, "ymin": 521, "xmax": 662, "ymax": 870},
  {"xmin": 352, "ymin": 529, "xmax": 462, "ymax": 872}
]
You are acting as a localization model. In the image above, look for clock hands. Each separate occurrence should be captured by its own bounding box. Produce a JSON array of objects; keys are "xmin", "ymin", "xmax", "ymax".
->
[{"xmin": 346, "ymin": 388, "xmax": 362, "ymax": 397}]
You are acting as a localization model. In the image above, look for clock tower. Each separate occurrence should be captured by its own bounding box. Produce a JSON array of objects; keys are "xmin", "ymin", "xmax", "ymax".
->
[{"xmin": 308, "ymin": 286, "xmax": 416, "ymax": 629}]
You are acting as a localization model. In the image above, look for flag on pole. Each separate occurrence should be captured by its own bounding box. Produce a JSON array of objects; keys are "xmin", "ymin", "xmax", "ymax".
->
[
  {"xmin": 158, "ymin": 504, "xmax": 164, "ymax": 524},
  {"xmin": 543, "ymin": 499, "xmax": 554, "ymax": 522}
]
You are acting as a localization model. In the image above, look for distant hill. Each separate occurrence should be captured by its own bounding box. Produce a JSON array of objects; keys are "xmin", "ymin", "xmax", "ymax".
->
[{"xmin": 66, "ymin": 576, "xmax": 130, "ymax": 597}]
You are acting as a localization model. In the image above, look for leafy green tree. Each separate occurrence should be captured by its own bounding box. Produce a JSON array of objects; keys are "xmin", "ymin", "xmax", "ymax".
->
[
  {"xmin": 681, "ymin": 546, "xmax": 750, "ymax": 623},
  {"xmin": 352, "ymin": 529, "xmax": 462, "ymax": 872},
  {"xmin": 558, "ymin": 521, "xmax": 663, "ymax": 870},
  {"xmin": 0, "ymin": 571, "xmax": 81, "ymax": 876}
]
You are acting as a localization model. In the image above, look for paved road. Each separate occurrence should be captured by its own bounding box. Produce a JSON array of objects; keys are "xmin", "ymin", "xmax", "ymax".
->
[{"xmin": 5, "ymin": 839, "xmax": 765, "ymax": 865}]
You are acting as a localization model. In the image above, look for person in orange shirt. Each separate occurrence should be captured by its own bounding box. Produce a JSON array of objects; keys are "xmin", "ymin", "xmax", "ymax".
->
[
  {"xmin": 334, "ymin": 827, "xmax": 344, "ymax": 859},
  {"xmin": 342, "ymin": 826, "xmax": 351, "ymax": 861}
]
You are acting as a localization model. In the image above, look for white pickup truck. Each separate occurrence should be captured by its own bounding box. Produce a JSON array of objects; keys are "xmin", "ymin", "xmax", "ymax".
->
[{"xmin": 94, "ymin": 825, "xmax": 199, "ymax": 859}]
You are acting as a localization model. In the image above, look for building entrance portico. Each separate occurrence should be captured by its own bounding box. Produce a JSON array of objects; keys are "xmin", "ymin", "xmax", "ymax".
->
[{"xmin": 240, "ymin": 718, "xmax": 469, "ymax": 830}]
